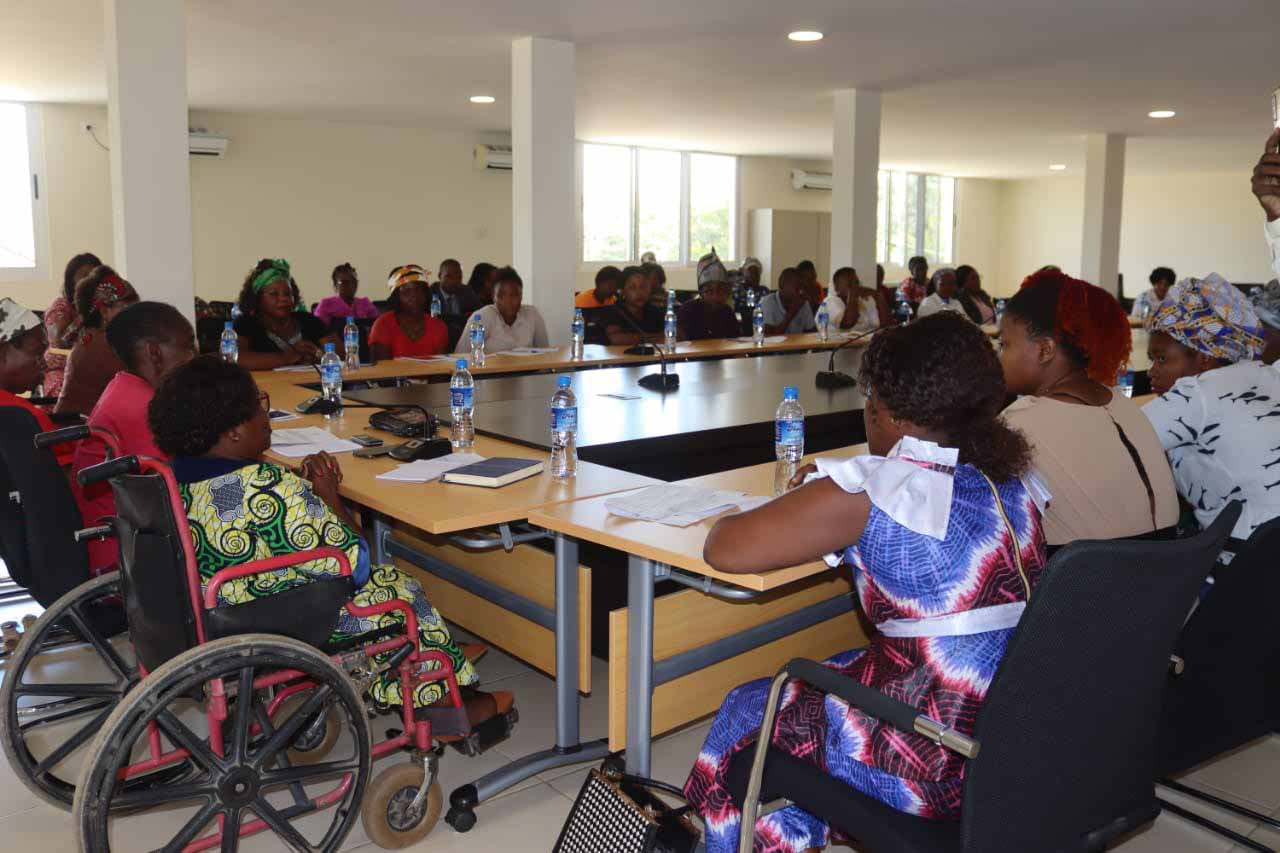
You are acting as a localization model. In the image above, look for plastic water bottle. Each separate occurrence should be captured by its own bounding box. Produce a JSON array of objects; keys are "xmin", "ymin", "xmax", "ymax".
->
[
  {"xmin": 450, "ymin": 359, "xmax": 475, "ymax": 450},
  {"xmin": 343, "ymin": 316, "xmax": 360, "ymax": 371},
  {"xmin": 896, "ymin": 295, "xmax": 912, "ymax": 325},
  {"xmin": 230, "ymin": 303, "xmax": 243, "ymax": 321},
  {"xmin": 1117, "ymin": 369, "xmax": 1135, "ymax": 398},
  {"xmin": 219, "ymin": 322, "xmax": 238, "ymax": 364},
  {"xmin": 664, "ymin": 304, "xmax": 677, "ymax": 355},
  {"xmin": 549, "ymin": 375, "xmax": 578, "ymax": 479},
  {"xmin": 319, "ymin": 343, "xmax": 343, "ymax": 420},
  {"xmin": 469, "ymin": 322, "xmax": 487, "ymax": 368},
  {"xmin": 752, "ymin": 304, "xmax": 766, "ymax": 347},
  {"xmin": 816, "ymin": 301, "xmax": 830, "ymax": 342},
  {"xmin": 431, "ymin": 294, "xmax": 442, "ymax": 319},
  {"xmin": 746, "ymin": 288, "xmax": 757, "ymax": 310},
  {"xmin": 995, "ymin": 298, "xmax": 1007, "ymax": 325},
  {"xmin": 774, "ymin": 386, "xmax": 805, "ymax": 495},
  {"xmin": 571, "ymin": 309, "xmax": 585, "ymax": 359}
]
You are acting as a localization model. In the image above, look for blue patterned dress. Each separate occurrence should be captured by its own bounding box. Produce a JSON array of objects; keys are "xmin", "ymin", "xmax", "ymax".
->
[{"xmin": 685, "ymin": 443, "xmax": 1047, "ymax": 852}]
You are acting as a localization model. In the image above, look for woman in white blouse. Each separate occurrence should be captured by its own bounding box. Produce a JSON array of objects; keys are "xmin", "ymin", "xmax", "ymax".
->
[
  {"xmin": 823, "ymin": 267, "xmax": 880, "ymax": 334},
  {"xmin": 455, "ymin": 267, "xmax": 550, "ymax": 353},
  {"xmin": 916, "ymin": 268, "xmax": 967, "ymax": 319}
]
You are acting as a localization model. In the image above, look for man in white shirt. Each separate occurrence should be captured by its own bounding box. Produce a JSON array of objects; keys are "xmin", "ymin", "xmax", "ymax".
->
[
  {"xmin": 1250, "ymin": 127, "xmax": 1280, "ymax": 363},
  {"xmin": 758, "ymin": 268, "xmax": 816, "ymax": 335},
  {"xmin": 916, "ymin": 268, "xmax": 966, "ymax": 319},
  {"xmin": 455, "ymin": 267, "xmax": 550, "ymax": 353},
  {"xmin": 823, "ymin": 267, "xmax": 880, "ymax": 334}
]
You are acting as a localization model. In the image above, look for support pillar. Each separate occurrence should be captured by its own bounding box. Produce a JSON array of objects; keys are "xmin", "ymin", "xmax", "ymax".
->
[
  {"xmin": 1080, "ymin": 133, "xmax": 1126, "ymax": 294},
  {"xmin": 830, "ymin": 90, "xmax": 881, "ymax": 286}
]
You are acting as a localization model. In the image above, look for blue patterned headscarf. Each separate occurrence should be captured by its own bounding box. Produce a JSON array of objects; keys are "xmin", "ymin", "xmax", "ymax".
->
[
  {"xmin": 1147, "ymin": 273, "xmax": 1264, "ymax": 363},
  {"xmin": 1249, "ymin": 279, "xmax": 1280, "ymax": 331}
]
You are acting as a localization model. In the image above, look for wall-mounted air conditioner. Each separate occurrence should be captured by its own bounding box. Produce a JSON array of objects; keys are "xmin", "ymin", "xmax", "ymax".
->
[
  {"xmin": 790, "ymin": 169, "xmax": 832, "ymax": 191},
  {"xmin": 188, "ymin": 130, "xmax": 229, "ymax": 158},
  {"xmin": 474, "ymin": 144, "xmax": 513, "ymax": 171}
]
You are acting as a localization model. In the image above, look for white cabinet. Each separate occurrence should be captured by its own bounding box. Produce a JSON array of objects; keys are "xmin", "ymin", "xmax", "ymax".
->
[{"xmin": 747, "ymin": 209, "xmax": 832, "ymax": 287}]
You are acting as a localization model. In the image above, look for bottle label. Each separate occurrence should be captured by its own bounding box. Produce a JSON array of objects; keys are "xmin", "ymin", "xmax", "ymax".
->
[
  {"xmin": 320, "ymin": 364, "xmax": 342, "ymax": 385},
  {"xmin": 775, "ymin": 418, "xmax": 804, "ymax": 446},
  {"xmin": 451, "ymin": 387, "xmax": 473, "ymax": 408},
  {"xmin": 551, "ymin": 405, "xmax": 578, "ymax": 432}
]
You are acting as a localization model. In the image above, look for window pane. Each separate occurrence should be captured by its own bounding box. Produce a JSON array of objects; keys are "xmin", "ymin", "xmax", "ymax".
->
[
  {"xmin": 904, "ymin": 173, "xmax": 920, "ymax": 262},
  {"xmin": 923, "ymin": 175, "xmax": 941, "ymax": 261},
  {"xmin": 582, "ymin": 144, "xmax": 632, "ymax": 262},
  {"xmin": 939, "ymin": 178, "xmax": 955, "ymax": 263},
  {"xmin": 636, "ymin": 149, "xmax": 681, "ymax": 263},
  {"xmin": 876, "ymin": 170, "xmax": 888, "ymax": 264},
  {"xmin": 0, "ymin": 104, "xmax": 35, "ymax": 268},
  {"xmin": 888, "ymin": 171, "xmax": 907, "ymax": 267},
  {"xmin": 689, "ymin": 153, "xmax": 735, "ymax": 260}
]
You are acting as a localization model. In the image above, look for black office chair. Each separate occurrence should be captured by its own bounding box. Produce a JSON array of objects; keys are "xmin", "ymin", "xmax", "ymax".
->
[
  {"xmin": 1156, "ymin": 517, "xmax": 1280, "ymax": 850},
  {"xmin": 726, "ymin": 502, "xmax": 1240, "ymax": 853},
  {"xmin": 580, "ymin": 306, "xmax": 610, "ymax": 346}
]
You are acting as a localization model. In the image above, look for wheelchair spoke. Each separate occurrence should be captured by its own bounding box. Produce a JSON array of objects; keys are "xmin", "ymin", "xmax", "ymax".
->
[
  {"xmin": 229, "ymin": 667, "xmax": 256, "ymax": 762},
  {"xmin": 259, "ymin": 759, "xmax": 362, "ymax": 788},
  {"xmin": 252, "ymin": 685, "xmax": 333, "ymax": 769},
  {"xmin": 156, "ymin": 710, "xmax": 225, "ymax": 773},
  {"xmin": 110, "ymin": 779, "xmax": 217, "ymax": 810},
  {"xmin": 160, "ymin": 800, "xmax": 221, "ymax": 853},
  {"xmin": 251, "ymin": 795, "xmax": 314, "ymax": 852},
  {"xmin": 65, "ymin": 603, "xmax": 132, "ymax": 682},
  {"xmin": 251, "ymin": 702, "xmax": 310, "ymax": 807},
  {"xmin": 220, "ymin": 807, "xmax": 242, "ymax": 853},
  {"xmin": 33, "ymin": 704, "xmax": 114, "ymax": 775}
]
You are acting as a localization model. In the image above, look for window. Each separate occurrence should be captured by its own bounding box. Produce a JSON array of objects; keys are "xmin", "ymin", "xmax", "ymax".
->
[
  {"xmin": 0, "ymin": 103, "xmax": 46, "ymax": 278},
  {"xmin": 878, "ymin": 169, "xmax": 955, "ymax": 268},
  {"xmin": 581, "ymin": 143, "xmax": 737, "ymax": 265}
]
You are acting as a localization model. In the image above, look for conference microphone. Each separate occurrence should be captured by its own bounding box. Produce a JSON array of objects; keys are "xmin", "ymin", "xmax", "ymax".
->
[
  {"xmin": 815, "ymin": 327, "xmax": 877, "ymax": 390},
  {"xmin": 615, "ymin": 305, "xmax": 679, "ymax": 391},
  {"xmin": 616, "ymin": 306, "xmax": 658, "ymax": 356}
]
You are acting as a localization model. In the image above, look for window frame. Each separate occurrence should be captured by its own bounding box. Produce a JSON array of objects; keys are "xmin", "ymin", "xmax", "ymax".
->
[
  {"xmin": 0, "ymin": 102, "xmax": 51, "ymax": 283},
  {"xmin": 579, "ymin": 141, "xmax": 739, "ymax": 267},
  {"xmin": 878, "ymin": 168, "xmax": 955, "ymax": 268}
]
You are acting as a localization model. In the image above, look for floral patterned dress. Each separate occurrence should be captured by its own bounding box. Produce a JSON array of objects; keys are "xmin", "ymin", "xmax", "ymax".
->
[
  {"xmin": 174, "ymin": 457, "xmax": 478, "ymax": 707},
  {"xmin": 42, "ymin": 295, "xmax": 80, "ymax": 399},
  {"xmin": 685, "ymin": 438, "xmax": 1048, "ymax": 852}
]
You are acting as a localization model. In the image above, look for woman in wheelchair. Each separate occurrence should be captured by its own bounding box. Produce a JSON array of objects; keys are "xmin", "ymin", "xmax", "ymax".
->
[
  {"xmin": 687, "ymin": 314, "xmax": 1049, "ymax": 852},
  {"xmin": 0, "ymin": 297, "xmax": 73, "ymax": 466},
  {"xmin": 147, "ymin": 356, "xmax": 505, "ymax": 722}
]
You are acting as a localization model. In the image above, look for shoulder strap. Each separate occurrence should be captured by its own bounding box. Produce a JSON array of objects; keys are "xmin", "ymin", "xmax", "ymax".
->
[{"xmin": 979, "ymin": 473, "xmax": 1031, "ymax": 600}]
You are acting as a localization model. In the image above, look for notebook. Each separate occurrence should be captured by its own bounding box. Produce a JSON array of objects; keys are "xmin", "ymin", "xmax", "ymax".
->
[{"xmin": 441, "ymin": 457, "xmax": 544, "ymax": 488}]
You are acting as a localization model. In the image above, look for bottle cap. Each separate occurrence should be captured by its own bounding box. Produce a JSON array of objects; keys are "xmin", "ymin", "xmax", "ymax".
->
[
  {"xmin": 783, "ymin": 386, "xmax": 798, "ymax": 400},
  {"xmin": 557, "ymin": 376, "xmax": 571, "ymax": 388},
  {"xmin": 224, "ymin": 321, "xmax": 233, "ymax": 329},
  {"xmin": 347, "ymin": 316, "xmax": 354, "ymax": 323},
  {"xmin": 324, "ymin": 343, "xmax": 335, "ymax": 352},
  {"xmin": 456, "ymin": 359, "xmax": 468, "ymax": 370}
]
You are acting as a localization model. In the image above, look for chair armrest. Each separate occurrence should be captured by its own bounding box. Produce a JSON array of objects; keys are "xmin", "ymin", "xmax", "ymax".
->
[
  {"xmin": 34, "ymin": 424, "xmax": 91, "ymax": 449},
  {"xmin": 203, "ymin": 546, "xmax": 352, "ymax": 609},
  {"xmin": 74, "ymin": 524, "xmax": 115, "ymax": 543}
]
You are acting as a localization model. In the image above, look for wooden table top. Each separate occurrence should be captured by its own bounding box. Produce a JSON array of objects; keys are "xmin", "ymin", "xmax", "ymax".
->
[{"xmin": 528, "ymin": 444, "xmax": 868, "ymax": 592}]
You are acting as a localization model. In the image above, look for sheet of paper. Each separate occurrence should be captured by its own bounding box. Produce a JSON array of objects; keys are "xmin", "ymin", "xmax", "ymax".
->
[
  {"xmin": 503, "ymin": 347, "xmax": 559, "ymax": 356},
  {"xmin": 270, "ymin": 427, "xmax": 362, "ymax": 457},
  {"xmin": 605, "ymin": 485, "xmax": 755, "ymax": 527},
  {"xmin": 375, "ymin": 452, "xmax": 486, "ymax": 483},
  {"xmin": 732, "ymin": 336, "xmax": 787, "ymax": 345},
  {"xmin": 400, "ymin": 355, "xmax": 455, "ymax": 363}
]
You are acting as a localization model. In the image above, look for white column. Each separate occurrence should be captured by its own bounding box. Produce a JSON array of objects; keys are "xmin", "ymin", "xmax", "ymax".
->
[
  {"xmin": 830, "ymin": 90, "xmax": 881, "ymax": 285},
  {"xmin": 511, "ymin": 37, "xmax": 576, "ymax": 344},
  {"xmin": 1079, "ymin": 133, "xmax": 1125, "ymax": 293},
  {"xmin": 104, "ymin": 0, "xmax": 194, "ymax": 320}
]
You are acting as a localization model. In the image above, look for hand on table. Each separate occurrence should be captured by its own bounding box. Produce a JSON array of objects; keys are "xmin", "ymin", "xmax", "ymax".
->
[
  {"xmin": 787, "ymin": 463, "xmax": 818, "ymax": 490},
  {"xmin": 300, "ymin": 452, "xmax": 343, "ymax": 497}
]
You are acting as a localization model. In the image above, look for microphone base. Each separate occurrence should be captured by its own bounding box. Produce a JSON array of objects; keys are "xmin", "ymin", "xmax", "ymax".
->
[
  {"xmin": 815, "ymin": 371, "xmax": 858, "ymax": 390},
  {"xmin": 638, "ymin": 372, "xmax": 680, "ymax": 392},
  {"xmin": 624, "ymin": 343, "xmax": 657, "ymax": 356}
]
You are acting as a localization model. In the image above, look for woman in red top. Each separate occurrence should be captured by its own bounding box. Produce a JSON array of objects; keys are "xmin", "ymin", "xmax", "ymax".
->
[
  {"xmin": 0, "ymin": 298, "xmax": 74, "ymax": 466},
  {"xmin": 368, "ymin": 265, "xmax": 449, "ymax": 359}
]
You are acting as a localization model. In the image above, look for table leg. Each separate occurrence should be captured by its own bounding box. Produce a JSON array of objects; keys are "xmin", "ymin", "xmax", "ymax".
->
[{"xmin": 626, "ymin": 555, "xmax": 656, "ymax": 777}]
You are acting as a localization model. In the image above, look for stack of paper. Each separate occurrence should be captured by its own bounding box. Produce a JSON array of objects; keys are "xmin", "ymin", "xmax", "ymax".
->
[
  {"xmin": 376, "ymin": 452, "xmax": 486, "ymax": 483},
  {"xmin": 270, "ymin": 427, "xmax": 362, "ymax": 457},
  {"xmin": 605, "ymin": 485, "xmax": 769, "ymax": 527}
]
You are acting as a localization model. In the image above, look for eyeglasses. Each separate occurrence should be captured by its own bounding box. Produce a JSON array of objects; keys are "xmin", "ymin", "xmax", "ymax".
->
[{"xmin": 258, "ymin": 390, "xmax": 271, "ymax": 413}]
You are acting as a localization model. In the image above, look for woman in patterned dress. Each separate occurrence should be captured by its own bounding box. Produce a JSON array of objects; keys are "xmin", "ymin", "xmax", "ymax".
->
[
  {"xmin": 686, "ymin": 313, "xmax": 1049, "ymax": 852},
  {"xmin": 42, "ymin": 252, "xmax": 101, "ymax": 398},
  {"xmin": 147, "ymin": 356, "xmax": 506, "ymax": 717}
]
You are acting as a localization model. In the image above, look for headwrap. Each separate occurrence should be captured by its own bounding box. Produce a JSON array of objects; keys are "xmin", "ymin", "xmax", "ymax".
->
[
  {"xmin": 387, "ymin": 264, "xmax": 429, "ymax": 290},
  {"xmin": 91, "ymin": 273, "xmax": 135, "ymax": 317},
  {"xmin": 1248, "ymin": 279, "xmax": 1280, "ymax": 331},
  {"xmin": 696, "ymin": 249, "xmax": 728, "ymax": 287},
  {"xmin": 1147, "ymin": 273, "xmax": 1264, "ymax": 364},
  {"xmin": 250, "ymin": 259, "xmax": 292, "ymax": 294},
  {"xmin": 741, "ymin": 256, "xmax": 763, "ymax": 273},
  {"xmin": 0, "ymin": 298, "xmax": 42, "ymax": 345},
  {"xmin": 639, "ymin": 252, "xmax": 657, "ymax": 265}
]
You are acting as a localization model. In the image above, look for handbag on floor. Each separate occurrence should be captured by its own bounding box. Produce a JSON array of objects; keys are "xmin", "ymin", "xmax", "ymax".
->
[{"xmin": 553, "ymin": 759, "xmax": 700, "ymax": 853}]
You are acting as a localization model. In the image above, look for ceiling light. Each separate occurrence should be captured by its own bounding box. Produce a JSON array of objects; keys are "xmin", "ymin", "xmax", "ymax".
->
[
  {"xmin": 469, "ymin": 95, "xmax": 496, "ymax": 104},
  {"xmin": 787, "ymin": 30, "xmax": 824, "ymax": 42},
  {"xmin": 1049, "ymin": 164, "xmax": 1067, "ymax": 171},
  {"xmin": 1148, "ymin": 109, "xmax": 1176, "ymax": 119}
]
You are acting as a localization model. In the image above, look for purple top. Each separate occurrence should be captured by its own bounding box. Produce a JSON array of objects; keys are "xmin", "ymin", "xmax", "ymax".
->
[{"xmin": 314, "ymin": 295, "xmax": 379, "ymax": 326}]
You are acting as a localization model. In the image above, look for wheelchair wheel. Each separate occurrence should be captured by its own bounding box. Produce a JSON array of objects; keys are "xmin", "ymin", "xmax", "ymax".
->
[
  {"xmin": 361, "ymin": 761, "xmax": 442, "ymax": 849},
  {"xmin": 73, "ymin": 634, "xmax": 371, "ymax": 853},
  {"xmin": 0, "ymin": 572, "xmax": 136, "ymax": 808},
  {"xmin": 276, "ymin": 689, "xmax": 341, "ymax": 765}
]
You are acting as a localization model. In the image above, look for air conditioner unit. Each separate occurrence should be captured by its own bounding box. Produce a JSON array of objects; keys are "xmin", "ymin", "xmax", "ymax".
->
[
  {"xmin": 188, "ymin": 131, "xmax": 229, "ymax": 158},
  {"xmin": 474, "ymin": 144, "xmax": 513, "ymax": 171},
  {"xmin": 790, "ymin": 168, "xmax": 832, "ymax": 191}
]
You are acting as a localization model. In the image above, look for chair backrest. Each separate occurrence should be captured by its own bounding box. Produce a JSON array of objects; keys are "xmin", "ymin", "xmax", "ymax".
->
[
  {"xmin": 0, "ymin": 407, "xmax": 89, "ymax": 605},
  {"xmin": 1159, "ymin": 515, "xmax": 1280, "ymax": 775},
  {"xmin": 959, "ymin": 502, "xmax": 1240, "ymax": 852},
  {"xmin": 109, "ymin": 470, "xmax": 200, "ymax": 671}
]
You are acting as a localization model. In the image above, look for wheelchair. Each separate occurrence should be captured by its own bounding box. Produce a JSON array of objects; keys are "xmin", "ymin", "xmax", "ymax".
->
[{"xmin": 39, "ymin": 449, "xmax": 515, "ymax": 851}]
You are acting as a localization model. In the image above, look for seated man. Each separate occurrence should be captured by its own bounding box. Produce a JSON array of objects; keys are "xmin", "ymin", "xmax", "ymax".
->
[
  {"xmin": 758, "ymin": 268, "xmax": 816, "ymax": 335},
  {"xmin": 1143, "ymin": 274, "xmax": 1280, "ymax": 541},
  {"xmin": 679, "ymin": 252, "xmax": 741, "ymax": 341},
  {"xmin": 0, "ymin": 298, "xmax": 73, "ymax": 465},
  {"xmin": 576, "ymin": 266, "xmax": 622, "ymax": 309},
  {"xmin": 455, "ymin": 267, "xmax": 550, "ymax": 353},
  {"xmin": 432, "ymin": 258, "xmax": 483, "ymax": 351}
]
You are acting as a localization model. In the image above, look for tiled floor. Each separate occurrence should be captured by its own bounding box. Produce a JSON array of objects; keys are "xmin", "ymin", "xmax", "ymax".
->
[{"xmin": 0, "ymin": 607, "xmax": 1277, "ymax": 851}]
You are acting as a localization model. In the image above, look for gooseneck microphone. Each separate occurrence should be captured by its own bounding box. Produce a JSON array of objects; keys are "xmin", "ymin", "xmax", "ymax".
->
[
  {"xmin": 815, "ymin": 327, "xmax": 878, "ymax": 390},
  {"xmin": 614, "ymin": 303, "xmax": 679, "ymax": 391}
]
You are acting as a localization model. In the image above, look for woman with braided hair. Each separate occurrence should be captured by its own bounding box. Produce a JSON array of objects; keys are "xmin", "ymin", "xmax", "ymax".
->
[
  {"xmin": 998, "ymin": 268, "xmax": 1178, "ymax": 546},
  {"xmin": 54, "ymin": 265, "xmax": 138, "ymax": 416}
]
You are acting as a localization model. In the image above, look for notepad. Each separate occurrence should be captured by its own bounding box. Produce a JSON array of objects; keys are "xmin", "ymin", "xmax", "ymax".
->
[
  {"xmin": 270, "ymin": 427, "xmax": 361, "ymax": 457},
  {"xmin": 605, "ymin": 485, "xmax": 766, "ymax": 527},
  {"xmin": 441, "ymin": 457, "xmax": 544, "ymax": 488},
  {"xmin": 376, "ymin": 452, "xmax": 485, "ymax": 484}
]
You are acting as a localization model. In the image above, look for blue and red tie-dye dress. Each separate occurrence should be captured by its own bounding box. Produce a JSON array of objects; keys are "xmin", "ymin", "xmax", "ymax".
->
[{"xmin": 685, "ymin": 447, "xmax": 1048, "ymax": 852}]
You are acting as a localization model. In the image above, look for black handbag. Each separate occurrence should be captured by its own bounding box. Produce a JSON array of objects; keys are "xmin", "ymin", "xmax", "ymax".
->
[{"xmin": 553, "ymin": 760, "xmax": 700, "ymax": 853}]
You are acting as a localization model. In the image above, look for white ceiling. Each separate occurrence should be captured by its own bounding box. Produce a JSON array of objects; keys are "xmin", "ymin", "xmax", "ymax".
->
[{"xmin": 1, "ymin": 0, "xmax": 1275, "ymax": 178}]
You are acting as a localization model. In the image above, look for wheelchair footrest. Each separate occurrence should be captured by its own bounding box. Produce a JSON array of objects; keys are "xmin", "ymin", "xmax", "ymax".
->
[{"xmin": 447, "ymin": 707, "xmax": 519, "ymax": 757}]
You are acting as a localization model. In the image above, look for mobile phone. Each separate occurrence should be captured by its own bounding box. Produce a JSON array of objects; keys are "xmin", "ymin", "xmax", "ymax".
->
[
  {"xmin": 351, "ymin": 434, "xmax": 383, "ymax": 447},
  {"xmin": 296, "ymin": 396, "xmax": 323, "ymax": 414},
  {"xmin": 354, "ymin": 445, "xmax": 394, "ymax": 459}
]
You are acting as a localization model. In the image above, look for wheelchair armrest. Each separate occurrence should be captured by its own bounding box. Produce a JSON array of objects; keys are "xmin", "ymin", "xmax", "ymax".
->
[
  {"xmin": 782, "ymin": 658, "xmax": 980, "ymax": 759},
  {"xmin": 74, "ymin": 524, "xmax": 115, "ymax": 543},
  {"xmin": 34, "ymin": 424, "xmax": 91, "ymax": 449},
  {"xmin": 202, "ymin": 546, "xmax": 353, "ymax": 609},
  {"xmin": 78, "ymin": 455, "xmax": 141, "ymax": 487}
]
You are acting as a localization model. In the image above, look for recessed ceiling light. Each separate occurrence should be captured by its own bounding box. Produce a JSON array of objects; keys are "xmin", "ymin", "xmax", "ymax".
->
[
  {"xmin": 469, "ymin": 95, "xmax": 496, "ymax": 104},
  {"xmin": 1148, "ymin": 109, "xmax": 1176, "ymax": 119},
  {"xmin": 1049, "ymin": 164, "xmax": 1067, "ymax": 171},
  {"xmin": 787, "ymin": 30, "xmax": 824, "ymax": 42}
]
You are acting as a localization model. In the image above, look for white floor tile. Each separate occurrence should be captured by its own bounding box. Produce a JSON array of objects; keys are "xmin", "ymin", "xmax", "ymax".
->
[
  {"xmin": 1185, "ymin": 736, "xmax": 1280, "ymax": 811},
  {"xmin": 1113, "ymin": 810, "xmax": 1239, "ymax": 853},
  {"xmin": 0, "ymin": 804, "xmax": 77, "ymax": 853}
]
